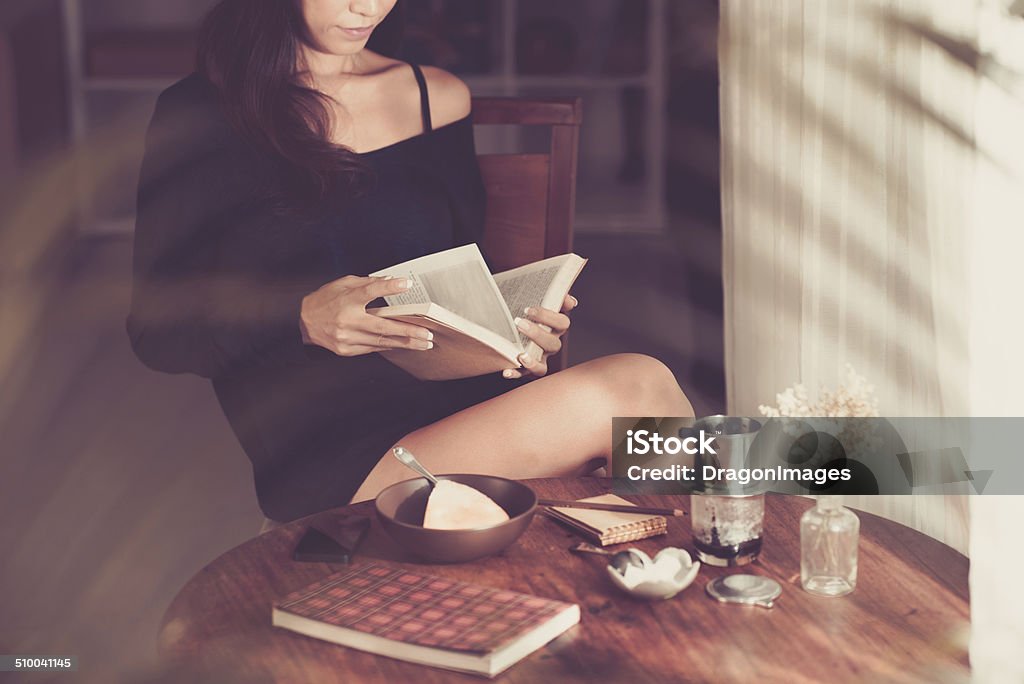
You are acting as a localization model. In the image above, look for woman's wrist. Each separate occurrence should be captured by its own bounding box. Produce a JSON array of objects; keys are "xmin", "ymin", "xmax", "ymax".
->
[{"xmin": 298, "ymin": 295, "xmax": 313, "ymax": 345}]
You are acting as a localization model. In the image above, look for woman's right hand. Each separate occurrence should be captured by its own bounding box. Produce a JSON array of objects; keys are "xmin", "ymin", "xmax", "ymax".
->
[{"xmin": 299, "ymin": 275, "xmax": 434, "ymax": 356}]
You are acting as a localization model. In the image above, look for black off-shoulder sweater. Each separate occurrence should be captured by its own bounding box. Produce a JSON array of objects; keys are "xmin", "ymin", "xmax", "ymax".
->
[{"xmin": 127, "ymin": 69, "xmax": 518, "ymax": 521}]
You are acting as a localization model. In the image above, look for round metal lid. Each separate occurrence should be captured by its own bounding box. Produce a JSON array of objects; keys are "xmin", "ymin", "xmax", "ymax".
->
[{"xmin": 705, "ymin": 574, "xmax": 782, "ymax": 608}]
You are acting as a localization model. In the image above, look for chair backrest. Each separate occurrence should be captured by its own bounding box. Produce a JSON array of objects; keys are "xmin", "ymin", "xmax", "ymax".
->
[{"xmin": 471, "ymin": 96, "xmax": 582, "ymax": 372}]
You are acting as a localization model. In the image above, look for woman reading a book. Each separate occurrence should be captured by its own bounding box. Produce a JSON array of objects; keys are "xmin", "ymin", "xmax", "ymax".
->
[{"xmin": 127, "ymin": 0, "xmax": 693, "ymax": 523}]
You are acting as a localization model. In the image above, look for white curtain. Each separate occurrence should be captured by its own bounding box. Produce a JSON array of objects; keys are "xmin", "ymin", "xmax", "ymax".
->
[
  {"xmin": 720, "ymin": 0, "xmax": 1024, "ymax": 679},
  {"xmin": 967, "ymin": 4, "xmax": 1024, "ymax": 682},
  {"xmin": 719, "ymin": 0, "xmax": 981, "ymax": 552}
]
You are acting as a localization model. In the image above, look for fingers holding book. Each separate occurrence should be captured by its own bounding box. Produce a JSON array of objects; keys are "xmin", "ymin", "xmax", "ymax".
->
[
  {"xmin": 300, "ymin": 275, "xmax": 435, "ymax": 357},
  {"xmin": 356, "ymin": 317, "xmax": 436, "ymax": 353},
  {"xmin": 503, "ymin": 298, "xmax": 576, "ymax": 380},
  {"xmin": 524, "ymin": 306, "xmax": 571, "ymax": 335},
  {"xmin": 521, "ymin": 352, "xmax": 550, "ymax": 378}
]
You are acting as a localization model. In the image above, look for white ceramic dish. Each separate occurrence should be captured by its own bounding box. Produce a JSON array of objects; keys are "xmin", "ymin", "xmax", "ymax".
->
[{"xmin": 606, "ymin": 547, "xmax": 702, "ymax": 600}]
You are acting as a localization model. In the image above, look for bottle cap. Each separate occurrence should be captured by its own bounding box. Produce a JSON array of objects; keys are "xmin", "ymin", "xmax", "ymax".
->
[{"xmin": 705, "ymin": 574, "xmax": 782, "ymax": 608}]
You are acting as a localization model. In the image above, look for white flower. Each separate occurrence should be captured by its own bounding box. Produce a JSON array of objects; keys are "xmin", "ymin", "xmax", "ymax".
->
[{"xmin": 759, "ymin": 365, "xmax": 879, "ymax": 418}]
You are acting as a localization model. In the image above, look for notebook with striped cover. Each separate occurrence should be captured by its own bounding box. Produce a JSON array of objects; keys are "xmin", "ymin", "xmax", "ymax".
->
[{"xmin": 544, "ymin": 494, "xmax": 668, "ymax": 546}]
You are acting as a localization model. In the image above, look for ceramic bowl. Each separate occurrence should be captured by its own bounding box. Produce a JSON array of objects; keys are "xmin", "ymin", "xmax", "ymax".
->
[
  {"xmin": 606, "ymin": 547, "xmax": 702, "ymax": 600},
  {"xmin": 374, "ymin": 474, "xmax": 537, "ymax": 564}
]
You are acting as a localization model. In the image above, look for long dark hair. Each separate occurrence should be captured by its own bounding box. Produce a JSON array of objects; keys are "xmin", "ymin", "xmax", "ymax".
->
[{"xmin": 197, "ymin": 0, "xmax": 406, "ymax": 209}]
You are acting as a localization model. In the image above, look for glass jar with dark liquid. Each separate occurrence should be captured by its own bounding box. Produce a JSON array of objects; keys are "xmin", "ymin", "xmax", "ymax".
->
[
  {"xmin": 684, "ymin": 415, "xmax": 766, "ymax": 567},
  {"xmin": 691, "ymin": 493, "xmax": 765, "ymax": 566}
]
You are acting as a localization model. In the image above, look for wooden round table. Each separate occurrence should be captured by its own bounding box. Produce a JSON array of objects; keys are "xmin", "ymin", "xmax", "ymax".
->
[{"xmin": 158, "ymin": 479, "xmax": 969, "ymax": 683}]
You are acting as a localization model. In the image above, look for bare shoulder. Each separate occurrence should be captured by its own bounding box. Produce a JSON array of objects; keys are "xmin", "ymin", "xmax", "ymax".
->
[{"xmin": 419, "ymin": 66, "xmax": 471, "ymax": 128}]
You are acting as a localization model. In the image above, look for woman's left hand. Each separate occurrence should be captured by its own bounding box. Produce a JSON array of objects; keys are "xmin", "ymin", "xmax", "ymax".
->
[{"xmin": 502, "ymin": 294, "xmax": 578, "ymax": 380}]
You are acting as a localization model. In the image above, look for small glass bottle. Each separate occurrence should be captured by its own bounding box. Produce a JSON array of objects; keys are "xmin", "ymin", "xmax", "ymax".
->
[{"xmin": 800, "ymin": 496, "xmax": 859, "ymax": 596}]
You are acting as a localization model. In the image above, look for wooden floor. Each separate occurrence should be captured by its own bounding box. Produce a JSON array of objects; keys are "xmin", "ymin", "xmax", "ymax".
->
[{"xmin": 0, "ymin": 232, "xmax": 723, "ymax": 682}]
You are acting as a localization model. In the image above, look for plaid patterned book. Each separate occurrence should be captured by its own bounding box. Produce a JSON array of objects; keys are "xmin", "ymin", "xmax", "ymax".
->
[{"xmin": 272, "ymin": 562, "xmax": 580, "ymax": 677}]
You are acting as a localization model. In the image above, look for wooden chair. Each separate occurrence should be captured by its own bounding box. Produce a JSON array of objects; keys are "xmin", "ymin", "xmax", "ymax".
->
[{"xmin": 471, "ymin": 96, "xmax": 583, "ymax": 373}]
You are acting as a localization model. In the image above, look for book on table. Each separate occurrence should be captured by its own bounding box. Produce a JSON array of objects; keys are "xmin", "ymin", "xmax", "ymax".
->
[
  {"xmin": 545, "ymin": 494, "xmax": 668, "ymax": 546},
  {"xmin": 271, "ymin": 562, "xmax": 580, "ymax": 678},
  {"xmin": 369, "ymin": 243, "xmax": 587, "ymax": 381}
]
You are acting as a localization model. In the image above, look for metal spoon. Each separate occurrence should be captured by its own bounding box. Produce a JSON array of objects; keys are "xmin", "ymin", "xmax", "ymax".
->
[
  {"xmin": 570, "ymin": 542, "xmax": 649, "ymax": 574},
  {"xmin": 392, "ymin": 446, "xmax": 439, "ymax": 486}
]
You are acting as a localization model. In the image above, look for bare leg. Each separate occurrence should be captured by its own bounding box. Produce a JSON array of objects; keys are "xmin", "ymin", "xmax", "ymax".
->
[{"xmin": 351, "ymin": 353, "xmax": 693, "ymax": 502}]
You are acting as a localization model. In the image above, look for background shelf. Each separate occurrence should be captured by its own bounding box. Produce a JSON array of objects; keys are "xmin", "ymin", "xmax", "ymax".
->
[{"xmin": 63, "ymin": 0, "xmax": 667, "ymax": 235}]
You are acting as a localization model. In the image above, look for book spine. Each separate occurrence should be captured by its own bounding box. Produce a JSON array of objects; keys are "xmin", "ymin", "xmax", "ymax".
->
[{"xmin": 598, "ymin": 527, "xmax": 669, "ymax": 546}]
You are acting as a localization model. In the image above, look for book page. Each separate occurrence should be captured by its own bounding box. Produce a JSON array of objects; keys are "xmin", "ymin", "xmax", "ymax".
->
[
  {"xmin": 493, "ymin": 254, "xmax": 587, "ymax": 353},
  {"xmin": 371, "ymin": 244, "xmax": 520, "ymax": 345}
]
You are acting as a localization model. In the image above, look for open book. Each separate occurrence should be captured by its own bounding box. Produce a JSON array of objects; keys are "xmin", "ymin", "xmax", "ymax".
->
[{"xmin": 369, "ymin": 244, "xmax": 586, "ymax": 381}]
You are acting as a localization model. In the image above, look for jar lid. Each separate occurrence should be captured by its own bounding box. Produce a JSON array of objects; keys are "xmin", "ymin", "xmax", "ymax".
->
[
  {"xmin": 684, "ymin": 416, "xmax": 767, "ymax": 495},
  {"xmin": 705, "ymin": 574, "xmax": 781, "ymax": 608}
]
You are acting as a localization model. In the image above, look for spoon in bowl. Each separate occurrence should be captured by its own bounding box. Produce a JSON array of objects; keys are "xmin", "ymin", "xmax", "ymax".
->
[
  {"xmin": 392, "ymin": 446, "xmax": 439, "ymax": 486},
  {"xmin": 570, "ymin": 542, "xmax": 649, "ymax": 573}
]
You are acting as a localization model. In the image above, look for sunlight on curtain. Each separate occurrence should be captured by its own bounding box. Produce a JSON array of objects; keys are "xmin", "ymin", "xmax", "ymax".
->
[
  {"xmin": 722, "ymin": 0, "xmax": 1024, "ymax": 678},
  {"xmin": 968, "ymin": 2, "xmax": 1024, "ymax": 681},
  {"xmin": 720, "ymin": 0, "xmax": 979, "ymax": 552}
]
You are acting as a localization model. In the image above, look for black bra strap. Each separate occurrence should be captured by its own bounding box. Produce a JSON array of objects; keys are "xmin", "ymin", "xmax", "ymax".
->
[{"xmin": 409, "ymin": 63, "xmax": 433, "ymax": 132}]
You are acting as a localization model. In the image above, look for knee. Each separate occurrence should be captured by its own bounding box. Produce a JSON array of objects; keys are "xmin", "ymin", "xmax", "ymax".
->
[{"xmin": 586, "ymin": 353, "xmax": 694, "ymax": 418}]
